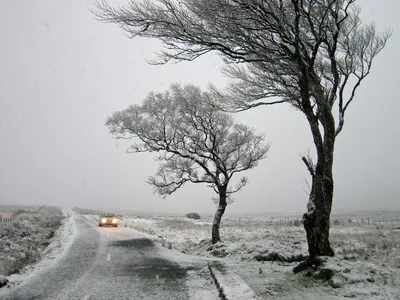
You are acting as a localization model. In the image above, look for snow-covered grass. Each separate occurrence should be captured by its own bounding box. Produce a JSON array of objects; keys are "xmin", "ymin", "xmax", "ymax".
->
[
  {"xmin": 0, "ymin": 208, "xmax": 76, "ymax": 294},
  {"xmin": 120, "ymin": 214, "xmax": 400, "ymax": 300},
  {"xmin": 120, "ymin": 216, "xmax": 308, "ymax": 260},
  {"xmin": 0, "ymin": 208, "xmax": 64, "ymax": 277},
  {"xmin": 332, "ymin": 223, "xmax": 400, "ymax": 261}
]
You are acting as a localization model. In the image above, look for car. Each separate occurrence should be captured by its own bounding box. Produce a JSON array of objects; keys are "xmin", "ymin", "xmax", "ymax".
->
[{"xmin": 98, "ymin": 214, "xmax": 119, "ymax": 227}]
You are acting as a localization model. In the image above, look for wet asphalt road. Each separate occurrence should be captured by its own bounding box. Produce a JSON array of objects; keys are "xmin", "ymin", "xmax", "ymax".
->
[{"xmin": 2, "ymin": 214, "xmax": 216, "ymax": 300}]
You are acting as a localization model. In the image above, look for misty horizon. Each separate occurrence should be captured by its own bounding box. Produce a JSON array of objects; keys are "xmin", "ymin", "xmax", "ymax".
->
[{"xmin": 1, "ymin": 0, "xmax": 399, "ymax": 216}]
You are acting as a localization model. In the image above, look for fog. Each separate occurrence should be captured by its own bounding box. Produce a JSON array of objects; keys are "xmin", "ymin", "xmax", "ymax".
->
[{"xmin": 0, "ymin": 0, "xmax": 399, "ymax": 215}]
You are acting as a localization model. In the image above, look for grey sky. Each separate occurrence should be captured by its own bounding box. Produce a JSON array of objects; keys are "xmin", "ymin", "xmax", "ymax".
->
[{"xmin": 0, "ymin": 0, "xmax": 399, "ymax": 215}]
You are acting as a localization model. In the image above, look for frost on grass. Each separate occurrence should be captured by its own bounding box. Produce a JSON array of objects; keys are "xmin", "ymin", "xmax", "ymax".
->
[
  {"xmin": 0, "ymin": 209, "xmax": 63, "ymax": 277},
  {"xmin": 121, "ymin": 213, "xmax": 400, "ymax": 300},
  {"xmin": 122, "ymin": 216, "xmax": 308, "ymax": 261}
]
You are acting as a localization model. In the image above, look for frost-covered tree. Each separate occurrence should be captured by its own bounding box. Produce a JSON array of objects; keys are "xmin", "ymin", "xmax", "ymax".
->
[
  {"xmin": 106, "ymin": 84, "xmax": 269, "ymax": 243},
  {"xmin": 94, "ymin": 0, "xmax": 390, "ymax": 267}
]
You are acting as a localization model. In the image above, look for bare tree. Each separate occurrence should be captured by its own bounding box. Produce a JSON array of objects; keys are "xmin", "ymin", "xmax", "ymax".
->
[
  {"xmin": 106, "ymin": 84, "xmax": 269, "ymax": 243},
  {"xmin": 94, "ymin": 0, "xmax": 390, "ymax": 266}
]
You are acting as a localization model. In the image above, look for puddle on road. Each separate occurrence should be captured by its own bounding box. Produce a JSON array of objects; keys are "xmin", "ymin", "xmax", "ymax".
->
[
  {"xmin": 110, "ymin": 238, "xmax": 154, "ymax": 249},
  {"xmin": 121, "ymin": 257, "xmax": 188, "ymax": 280},
  {"xmin": 108, "ymin": 238, "xmax": 188, "ymax": 280}
]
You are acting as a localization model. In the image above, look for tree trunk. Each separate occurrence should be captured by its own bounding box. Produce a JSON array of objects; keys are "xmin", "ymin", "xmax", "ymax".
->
[
  {"xmin": 296, "ymin": 81, "xmax": 336, "ymax": 270},
  {"xmin": 303, "ymin": 167, "xmax": 335, "ymax": 259},
  {"xmin": 211, "ymin": 188, "xmax": 227, "ymax": 244},
  {"xmin": 295, "ymin": 141, "xmax": 335, "ymax": 273},
  {"xmin": 303, "ymin": 121, "xmax": 335, "ymax": 260}
]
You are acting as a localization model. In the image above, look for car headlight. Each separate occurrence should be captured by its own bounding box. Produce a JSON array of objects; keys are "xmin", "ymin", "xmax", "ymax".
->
[
  {"xmin": 102, "ymin": 218, "xmax": 107, "ymax": 223},
  {"xmin": 112, "ymin": 218, "xmax": 118, "ymax": 224}
]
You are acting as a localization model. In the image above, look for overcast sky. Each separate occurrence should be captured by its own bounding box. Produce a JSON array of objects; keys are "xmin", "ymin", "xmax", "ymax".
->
[{"xmin": 0, "ymin": 0, "xmax": 399, "ymax": 215}]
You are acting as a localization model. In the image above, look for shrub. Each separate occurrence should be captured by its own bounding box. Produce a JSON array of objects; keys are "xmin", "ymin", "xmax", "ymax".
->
[
  {"xmin": 186, "ymin": 212, "xmax": 201, "ymax": 220},
  {"xmin": 0, "ymin": 212, "xmax": 63, "ymax": 276}
]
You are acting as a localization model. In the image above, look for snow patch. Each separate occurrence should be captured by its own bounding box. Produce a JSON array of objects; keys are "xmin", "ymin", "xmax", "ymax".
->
[
  {"xmin": 208, "ymin": 262, "xmax": 259, "ymax": 300},
  {"xmin": 185, "ymin": 266, "xmax": 220, "ymax": 300},
  {"xmin": 157, "ymin": 244, "xmax": 218, "ymax": 269}
]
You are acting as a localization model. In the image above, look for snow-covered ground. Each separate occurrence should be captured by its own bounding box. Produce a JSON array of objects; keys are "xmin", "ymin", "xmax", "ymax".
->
[
  {"xmin": 1, "ymin": 207, "xmax": 398, "ymax": 299},
  {"xmin": 119, "ymin": 214, "xmax": 400, "ymax": 300},
  {"xmin": 0, "ymin": 207, "xmax": 76, "ymax": 292}
]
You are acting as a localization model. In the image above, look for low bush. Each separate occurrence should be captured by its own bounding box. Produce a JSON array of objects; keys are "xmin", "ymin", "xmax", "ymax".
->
[
  {"xmin": 185, "ymin": 212, "xmax": 201, "ymax": 220},
  {"xmin": 0, "ymin": 211, "xmax": 63, "ymax": 276}
]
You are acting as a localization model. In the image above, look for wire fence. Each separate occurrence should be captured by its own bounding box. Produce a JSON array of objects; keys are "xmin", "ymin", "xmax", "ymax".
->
[
  {"xmin": 0, "ymin": 214, "xmax": 14, "ymax": 223},
  {"xmin": 0, "ymin": 210, "xmax": 26, "ymax": 224},
  {"xmin": 0, "ymin": 207, "xmax": 57, "ymax": 224},
  {"xmin": 269, "ymin": 217, "xmax": 400, "ymax": 227}
]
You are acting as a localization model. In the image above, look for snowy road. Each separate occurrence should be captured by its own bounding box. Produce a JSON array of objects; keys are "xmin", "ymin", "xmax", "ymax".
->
[{"xmin": 2, "ymin": 214, "xmax": 218, "ymax": 300}]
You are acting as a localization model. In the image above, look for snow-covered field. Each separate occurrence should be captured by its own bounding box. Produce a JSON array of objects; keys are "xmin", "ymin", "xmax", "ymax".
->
[
  {"xmin": 120, "ymin": 213, "xmax": 400, "ymax": 300},
  {"xmin": 0, "ymin": 207, "xmax": 75, "ymax": 291},
  {"xmin": 1, "ymin": 207, "xmax": 398, "ymax": 299}
]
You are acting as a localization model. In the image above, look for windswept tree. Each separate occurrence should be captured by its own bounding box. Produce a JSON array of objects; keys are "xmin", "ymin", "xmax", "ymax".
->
[
  {"xmin": 106, "ymin": 84, "xmax": 269, "ymax": 243},
  {"xmin": 94, "ymin": 0, "xmax": 390, "ymax": 266}
]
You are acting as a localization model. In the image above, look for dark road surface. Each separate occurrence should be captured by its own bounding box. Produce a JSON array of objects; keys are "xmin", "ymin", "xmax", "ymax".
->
[{"xmin": 1, "ymin": 214, "xmax": 218, "ymax": 300}]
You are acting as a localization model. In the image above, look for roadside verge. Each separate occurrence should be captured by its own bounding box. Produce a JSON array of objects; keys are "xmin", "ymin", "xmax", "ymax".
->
[
  {"xmin": 0, "ymin": 208, "xmax": 76, "ymax": 291},
  {"xmin": 208, "ymin": 262, "xmax": 260, "ymax": 300}
]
